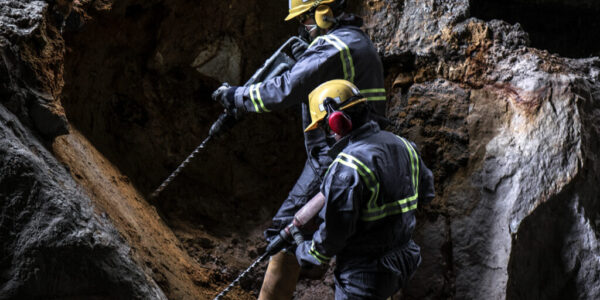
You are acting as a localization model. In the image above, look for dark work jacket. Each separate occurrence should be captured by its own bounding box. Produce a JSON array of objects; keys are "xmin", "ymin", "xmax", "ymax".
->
[
  {"xmin": 232, "ymin": 15, "xmax": 386, "ymax": 154},
  {"xmin": 296, "ymin": 121, "xmax": 435, "ymax": 266}
]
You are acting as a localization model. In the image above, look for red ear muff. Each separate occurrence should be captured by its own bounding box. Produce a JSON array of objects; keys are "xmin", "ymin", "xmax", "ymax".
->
[{"xmin": 328, "ymin": 111, "xmax": 352, "ymax": 136}]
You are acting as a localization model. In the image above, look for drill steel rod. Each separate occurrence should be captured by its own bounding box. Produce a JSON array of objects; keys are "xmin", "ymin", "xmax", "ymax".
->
[
  {"xmin": 149, "ymin": 135, "xmax": 212, "ymax": 199},
  {"xmin": 213, "ymin": 252, "xmax": 269, "ymax": 300}
]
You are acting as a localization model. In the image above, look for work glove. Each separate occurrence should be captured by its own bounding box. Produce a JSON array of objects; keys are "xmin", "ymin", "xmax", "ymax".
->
[
  {"xmin": 290, "ymin": 39, "xmax": 308, "ymax": 61},
  {"xmin": 212, "ymin": 83, "xmax": 244, "ymax": 119}
]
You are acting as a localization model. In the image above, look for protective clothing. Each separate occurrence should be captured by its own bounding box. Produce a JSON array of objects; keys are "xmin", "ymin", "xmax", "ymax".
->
[
  {"xmin": 295, "ymin": 121, "xmax": 435, "ymax": 299},
  {"xmin": 291, "ymin": 39, "xmax": 308, "ymax": 61},
  {"xmin": 231, "ymin": 15, "xmax": 385, "ymax": 117},
  {"xmin": 241, "ymin": 14, "xmax": 386, "ymax": 241},
  {"xmin": 285, "ymin": 0, "xmax": 337, "ymax": 21},
  {"xmin": 304, "ymin": 79, "xmax": 366, "ymax": 132}
]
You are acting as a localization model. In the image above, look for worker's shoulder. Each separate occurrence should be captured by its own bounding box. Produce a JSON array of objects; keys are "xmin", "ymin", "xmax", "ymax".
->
[
  {"xmin": 385, "ymin": 132, "xmax": 421, "ymax": 156},
  {"xmin": 335, "ymin": 140, "xmax": 379, "ymax": 167},
  {"xmin": 309, "ymin": 26, "xmax": 367, "ymax": 48}
]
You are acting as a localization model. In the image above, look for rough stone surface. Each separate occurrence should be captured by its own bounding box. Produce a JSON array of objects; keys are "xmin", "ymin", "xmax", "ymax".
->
[
  {"xmin": 1, "ymin": 0, "xmax": 600, "ymax": 299},
  {"xmin": 359, "ymin": 1, "xmax": 600, "ymax": 299},
  {"xmin": 0, "ymin": 105, "xmax": 165, "ymax": 299},
  {"xmin": 0, "ymin": 0, "xmax": 69, "ymax": 138}
]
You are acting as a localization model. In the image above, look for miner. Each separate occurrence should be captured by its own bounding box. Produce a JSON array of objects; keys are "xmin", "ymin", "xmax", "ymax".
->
[
  {"xmin": 293, "ymin": 79, "xmax": 435, "ymax": 299},
  {"xmin": 212, "ymin": 0, "xmax": 387, "ymax": 298}
]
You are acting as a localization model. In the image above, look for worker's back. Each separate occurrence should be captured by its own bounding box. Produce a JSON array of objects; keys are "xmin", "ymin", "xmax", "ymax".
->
[{"xmin": 330, "ymin": 121, "xmax": 435, "ymax": 257}]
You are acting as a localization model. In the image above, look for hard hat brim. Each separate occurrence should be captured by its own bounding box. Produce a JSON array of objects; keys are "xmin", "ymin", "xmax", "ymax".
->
[
  {"xmin": 303, "ymin": 97, "xmax": 368, "ymax": 132},
  {"xmin": 285, "ymin": 0, "xmax": 336, "ymax": 21},
  {"xmin": 304, "ymin": 119, "xmax": 323, "ymax": 132},
  {"xmin": 285, "ymin": 11, "xmax": 302, "ymax": 21}
]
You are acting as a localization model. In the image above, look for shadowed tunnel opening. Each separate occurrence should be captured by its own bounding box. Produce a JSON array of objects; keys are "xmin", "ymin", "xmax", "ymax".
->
[
  {"xmin": 470, "ymin": 0, "xmax": 600, "ymax": 58},
  {"xmin": 507, "ymin": 185, "xmax": 579, "ymax": 299}
]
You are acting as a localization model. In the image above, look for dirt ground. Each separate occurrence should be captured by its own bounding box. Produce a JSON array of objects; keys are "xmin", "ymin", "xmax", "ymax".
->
[{"xmin": 52, "ymin": 127, "xmax": 342, "ymax": 299}]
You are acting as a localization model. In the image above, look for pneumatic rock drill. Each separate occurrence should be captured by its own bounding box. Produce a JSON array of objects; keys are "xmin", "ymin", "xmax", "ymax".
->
[
  {"xmin": 149, "ymin": 36, "xmax": 308, "ymax": 200},
  {"xmin": 213, "ymin": 192, "xmax": 326, "ymax": 300}
]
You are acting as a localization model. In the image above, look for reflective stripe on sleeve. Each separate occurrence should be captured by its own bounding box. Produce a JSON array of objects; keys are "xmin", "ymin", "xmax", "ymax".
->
[
  {"xmin": 249, "ymin": 83, "xmax": 271, "ymax": 113},
  {"xmin": 248, "ymin": 84, "xmax": 260, "ymax": 112},
  {"xmin": 309, "ymin": 241, "xmax": 331, "ymax": 264},
  {"xmin": 338, "ymin": 153, "xmax": 379, "ymax": 210}
]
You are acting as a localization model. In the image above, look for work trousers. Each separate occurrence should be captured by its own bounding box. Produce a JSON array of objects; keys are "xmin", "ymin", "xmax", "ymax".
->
[{"xmin": 334, "ymin": 240, "xmax": 422, "ymax": 300}]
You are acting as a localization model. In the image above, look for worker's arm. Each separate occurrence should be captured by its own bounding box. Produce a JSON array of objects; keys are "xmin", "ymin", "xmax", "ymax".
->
[
  {"xmin": 295, "ymin": 160, "xmax": 364, "ymax": 267},
  {"xmin": 232, "ymin": 37, "xmax": 345, "ymax": 113},
  {"xmin": 409, "ymin": 140, "xmax": 435, "ymax": 205},
  {"xmin": 418, "ymin": 158, "xmax": 435, "ymax": 205}
]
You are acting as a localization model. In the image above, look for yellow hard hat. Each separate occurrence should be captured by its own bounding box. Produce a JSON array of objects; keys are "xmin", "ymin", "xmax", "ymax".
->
[
  {"xmin": 285, "ymin": 0, "xmax": 336, "ymax": 21},
  {"xmin": 304, "ymin": 79, "xmax": 367, "ymax": 132}
]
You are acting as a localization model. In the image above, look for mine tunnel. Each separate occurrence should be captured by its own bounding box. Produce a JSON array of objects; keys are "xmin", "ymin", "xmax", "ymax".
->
[
  {"xmin": 470, "ymin": 0, "xmax": 600, "ymax": 58},
  {"xmin": 3, "ymin": 0, "xmax": 600, "ymax": 299},
  {"xmin": 59, "ymin": 1, "xmax": 305, "ymax": 298}
]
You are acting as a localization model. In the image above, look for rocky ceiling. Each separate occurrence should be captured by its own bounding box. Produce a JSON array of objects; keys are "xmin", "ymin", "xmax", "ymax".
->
[{"xmin": 470, "ymin": 0, "xmax": 600, "ymax": 58}]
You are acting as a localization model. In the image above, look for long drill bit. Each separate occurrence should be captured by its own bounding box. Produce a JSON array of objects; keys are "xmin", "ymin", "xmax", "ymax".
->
[
  {"xmin": 149, "ymin": 112, "xmax": 233, "ymax": 200},
  {"xmin": 149, "ymin": 135, "xmax": 212, "ymax": 199},
  {"xmin": 213, "ymin": 252, "xmax": 269, "ymax": 300}
]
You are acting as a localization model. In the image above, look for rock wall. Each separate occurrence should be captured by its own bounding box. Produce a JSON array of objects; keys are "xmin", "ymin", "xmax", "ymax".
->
[
  {"xmin": 1, "ymin": 0, "xmax": 600, "ymax": 299},
  {"xmin": 358, "ymin": 0, "xmax": 600, "ymax": 298},
  {"xmin": 0, "ymin": 105, "xmax": 164, "ymax": 299},
  {"xmin": 0, "ymin": 0, "xmax": 68, "ymax": 138}
]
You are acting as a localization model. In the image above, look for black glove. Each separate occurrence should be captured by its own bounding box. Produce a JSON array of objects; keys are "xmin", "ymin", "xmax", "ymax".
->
[
  {"xmin": 265, "ymin": 224, "xmax": 303, "ymax": 255},
  {"xmin": 264, "ymin": 218, "xmax": 290, "ymax": 243},
  {"xmin": 212, "ymin": 83, "xmax": 244, "ymax": 118},
  {"xmin": 291, "ymin": 39, "xmax": 308, "ymax": 61}
]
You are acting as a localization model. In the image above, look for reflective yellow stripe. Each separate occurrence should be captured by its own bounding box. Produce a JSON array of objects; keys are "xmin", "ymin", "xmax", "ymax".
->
[
  {"xmin": 362, "ymin": 202, "xmax": 418, "ymax": 222},
  {"xmin": 364, "ymin": 194, "xmax": 418, "ymax": 213},
  {"xmin": 360, "ymin": 88, "xmax": 386, "ymax": 101},
  {"xmin": 398, "ymin": 136, "xmax": 419, "ymax": 195},
  {"xmin": 309, "ymin": 241, "xmax": 331, "ymax": 263},
  {"xmin": 322, "ymin": 36, "xmax": 349, "ymax": 82},
  {"xmin": 339, "ymin": 153, "xmax": 379, "ymax": 209},
  {"xmin": 255, "ymin": 83, "xmax": 270, "ymax": 112},
  {"xmin": 309, "ymin": 36, "xmax": 324, "ymax": 48},
  {"xmin": 329, "ymin": 34, "xmax": 355, "ymax": 83},
  {"xmin": 360, "ymin": 88, "xmax": 385, "ymax": 94},
  {"xmin": 309, "ymin": 35, "xmax": 356, "ymax": 83},
  {"xmin": 332, "ymin": 158, "xmax": 377, "ymax": 209},
  {"xmin": 249, "ymin": 84, "xmax": 260, "ymax": 112},
  {"xmin": 367, "ymin": 96, "xmax": 386, "ymax": 101},
  {"xmin": 360, "ymin": 136, "xmax": 420, "ymax": 221}
]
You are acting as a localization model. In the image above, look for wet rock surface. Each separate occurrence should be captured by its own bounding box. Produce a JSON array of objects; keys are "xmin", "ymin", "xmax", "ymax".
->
[{"xmin": 2, "ymin": 0, "xmax": 600, "ymax": 299}]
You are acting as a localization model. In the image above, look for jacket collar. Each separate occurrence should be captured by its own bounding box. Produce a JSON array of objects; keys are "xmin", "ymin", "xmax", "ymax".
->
[
  {"xmin": 329, "ymin": 13, "xmax": 363, "ymax": 32},
  {"xmin": 327, "ymin": 121, "xmax": 380, "ymax": 158}
]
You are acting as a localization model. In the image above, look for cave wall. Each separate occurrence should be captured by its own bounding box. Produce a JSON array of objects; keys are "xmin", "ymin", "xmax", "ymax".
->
[
  {"xmin": 1, "ymin": 0, "xmax": 600, "ymax": 299},
  {"xmin": 59, "ymin": 0, "xmax": 305, "ymax": 233},
  {"xmin": 0, "ymin": 0, "xmax": 68, "ymax": 138},
  {"xmin": 358, "ymin": 0, "xmax": 600, "ymax": 299},
  {"xmin": 0, "ymin": 104, "xmax": 165, "ymax": 299}
]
